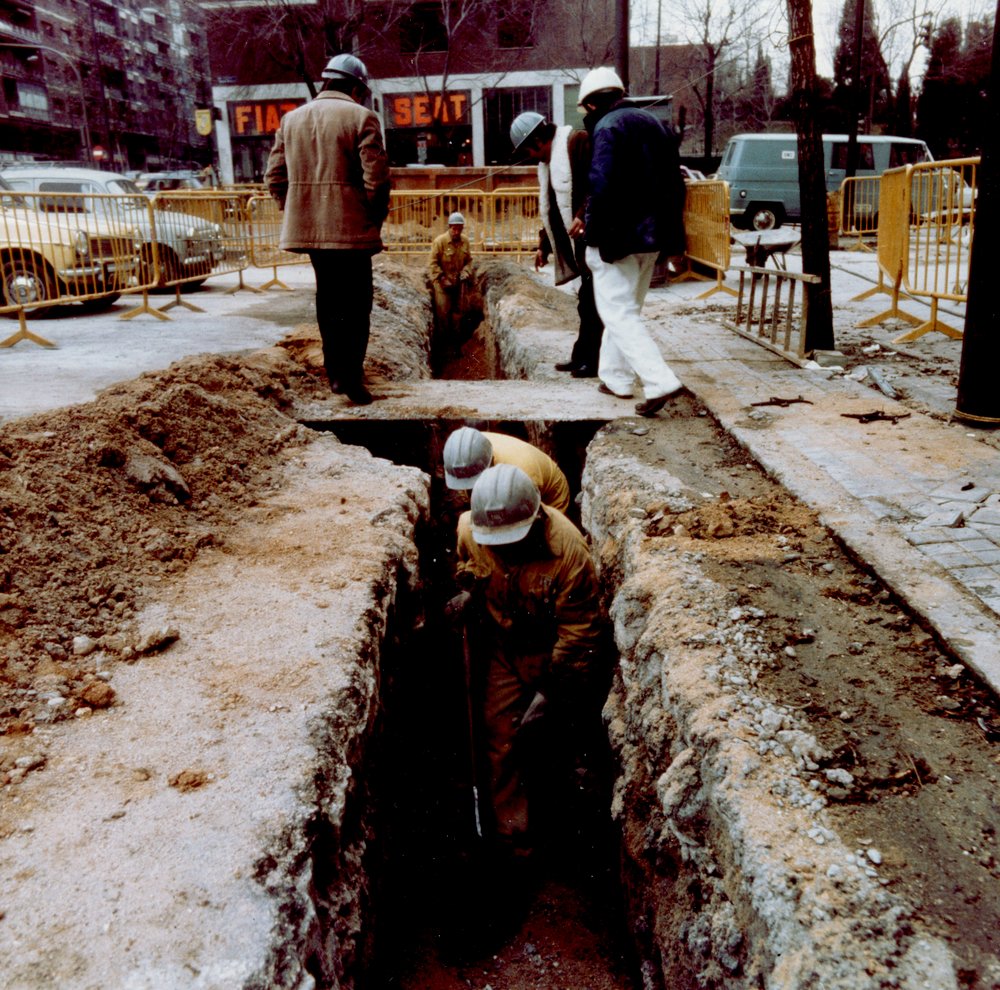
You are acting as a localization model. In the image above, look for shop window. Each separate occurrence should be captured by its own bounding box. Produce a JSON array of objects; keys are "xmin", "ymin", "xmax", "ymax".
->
[
  {"xmin": 484, "ymin": 86, "xmax": 550, "ymax": 164},
  {"xmin": 400, "ymin": 3, "xmax": 448, "ymax": 53}
]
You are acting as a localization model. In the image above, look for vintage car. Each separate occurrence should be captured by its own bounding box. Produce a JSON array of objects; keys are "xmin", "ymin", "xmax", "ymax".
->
[{"xmin": 1, "ymin": 165, "xmax": 222, "ymax": 289}]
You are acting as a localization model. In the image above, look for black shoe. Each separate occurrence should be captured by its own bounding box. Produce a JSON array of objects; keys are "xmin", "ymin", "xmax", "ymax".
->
[
  {"xmin": 634, "ymin": 385, "xmax": 690, "ymax": 417},
  {"xmin": 555, "ymin": 360, "xmax": 579, "ymax": 372},
  {"xmin": 329, "ymin": 380, "xmax": 345, "ymax": 395},
  {"xmin": 597, "ymin": 382, "xmax": 633, "ymax": 399},
  {"xmin": 571, "ymin": 364, "xmax": 597, "ymax": 378},
  {"xmin": 344, "ymin": 383, "xmax": 374, "ymax": 405}
]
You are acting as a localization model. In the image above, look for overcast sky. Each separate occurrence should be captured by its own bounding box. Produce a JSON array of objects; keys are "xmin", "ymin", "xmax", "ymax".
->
[{"xmin": 632, "ymin": 0, "xmax": 995, "ymax": 81}]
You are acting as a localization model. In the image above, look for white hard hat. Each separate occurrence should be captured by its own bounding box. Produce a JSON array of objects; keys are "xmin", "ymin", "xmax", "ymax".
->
[
  {"xmin": 509, "ymin": 111, "xmax": 547, "ymax": 152},
  {"xmin": 577, "ymin": 67, "xmax": 625, "ymax": 108},
  {"xmin": 443, "ymin": 427, "xmax": 492, "ymax": 489},
  {"xmin": 448, "ymin": 212, "xmax": 466, "ymax": 225},
  {"xmin": 470, "ymin": 464, "xmax": 541, "ymax": 546},
  {"xmin": 321, "ymin": 53, "xmax": 369, "ymax": 89}
]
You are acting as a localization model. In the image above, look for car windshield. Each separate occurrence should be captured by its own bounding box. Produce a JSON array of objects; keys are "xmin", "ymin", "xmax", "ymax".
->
[{"xmin": 106, "ymin": 178, "xmax": 144, "ymax": 195}]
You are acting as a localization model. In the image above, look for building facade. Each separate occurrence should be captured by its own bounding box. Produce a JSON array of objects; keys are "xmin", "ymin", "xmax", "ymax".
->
[
  {"xmin": 202, "ymin": 0, "xmax": 619, "ymax": 183},
  {"xmin": 0, "ymin": 0, "xmax": 213, "ymax": 170}
]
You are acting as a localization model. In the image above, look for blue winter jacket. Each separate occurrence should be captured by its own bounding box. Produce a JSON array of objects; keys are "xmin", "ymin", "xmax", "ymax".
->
[{"xmin": 584, "ymin": 102, "xmax": 686, "ymax": 263}]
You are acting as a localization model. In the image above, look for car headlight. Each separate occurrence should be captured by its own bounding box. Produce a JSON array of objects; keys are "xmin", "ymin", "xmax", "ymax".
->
[
  {"xmin": 186, "ymin": 225, "xmax": 196, "ymax": 239},
  {"xmin": 75, "ymin": 230, "xmax": 90, "ymax": 258},
  {"xmin": 212, "ymin": 223, "xmax": 222, "ymax": 236}
]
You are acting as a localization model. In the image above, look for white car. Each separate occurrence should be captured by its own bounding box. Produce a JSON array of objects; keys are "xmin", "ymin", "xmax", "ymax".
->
[{"xmin": 1, "ymin": 166, "xmax": 222, "ymax": 289}]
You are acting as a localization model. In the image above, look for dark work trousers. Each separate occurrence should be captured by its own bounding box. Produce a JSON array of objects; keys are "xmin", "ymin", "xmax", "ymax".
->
[
  {"xmin": 306, "ymin": 249, "xmax": 374, "ymax": 392},
  {"xmin": 571, "ymin": 271, "xmax": 604, "ymax": 369}
]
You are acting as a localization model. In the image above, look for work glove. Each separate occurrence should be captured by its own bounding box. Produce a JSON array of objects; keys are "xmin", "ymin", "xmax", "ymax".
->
[
  {"xmin": 518, "ymin": 691, "xmax": 548, "ymax": 733},
  {"xmin": 445, "ymin": 590, "xmax": 473, "ymax": 626}
]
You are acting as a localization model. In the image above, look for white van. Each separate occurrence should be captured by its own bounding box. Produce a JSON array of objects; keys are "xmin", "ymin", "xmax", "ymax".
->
[{"xmin": 716, "ymin": 133, "xmax": 934, "ymax": 230}]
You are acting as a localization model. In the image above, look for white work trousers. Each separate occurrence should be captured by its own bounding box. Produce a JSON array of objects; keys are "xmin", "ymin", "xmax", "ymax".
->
[{"xmin": 586, "ymin": 247, "xmax": 682, "ymax": 400}]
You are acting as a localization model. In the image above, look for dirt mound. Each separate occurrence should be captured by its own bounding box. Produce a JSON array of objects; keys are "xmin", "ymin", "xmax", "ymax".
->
[{"xmin": 0, "ymin": 254, "xmax": 439, "ymax": 741}]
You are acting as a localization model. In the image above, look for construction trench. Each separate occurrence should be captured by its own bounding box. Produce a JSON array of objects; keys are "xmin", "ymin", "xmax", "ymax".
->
[{"xmin": 1, "ymin": 258, "xmax": 999, "ymax": 989}]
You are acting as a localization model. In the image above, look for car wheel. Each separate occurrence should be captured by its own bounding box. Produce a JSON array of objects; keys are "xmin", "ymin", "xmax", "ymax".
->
[
  {"xmin": 749, "ymin": 205, "xmax": 782, "ymax": 231},
  {"xmin": 2, "ymin": 255, "xmax": 56, "ymax": 315}
]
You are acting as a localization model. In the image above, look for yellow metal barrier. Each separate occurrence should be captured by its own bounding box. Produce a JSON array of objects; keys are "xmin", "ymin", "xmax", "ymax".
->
[
  {"xmin": 247, "ymin": 195, "xmax": 309, "ymax": 291},
  {"xmin": 856, "ymin": 165, "xmax": 922, "ymax": 332},
  {"xmin": 839, "ymin": 176, "xmax": 880, "ymax": 250},
  {"xmin": 482, "ymin": 190, "xmax": 540, "ymax": 257},
  {"xmin": 0, "ymin": 190, "xmax": 145, "ymax": 347},
  {"xmin": 382, "ymin": 190, "xmax": 496, "ymax": 255},
  {"xmin": 857, "ymin": 159, "xmax": 977, "ymax": 342},
  {"xmin": 674, "ymin": 179, "xmax": 735, "ymax": 298},
  {"xmin": 895, "ymin": 157, "xmax": 977, "ymax": 342}
]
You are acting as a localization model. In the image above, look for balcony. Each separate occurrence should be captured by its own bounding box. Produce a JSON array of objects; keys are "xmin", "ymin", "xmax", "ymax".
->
[{"xmin": 0, "ymin": 19, "xmax": 42, "ymax": 44}]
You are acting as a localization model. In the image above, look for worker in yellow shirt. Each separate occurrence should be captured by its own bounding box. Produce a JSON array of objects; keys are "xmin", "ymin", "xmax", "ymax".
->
[
  {"xmin": 429, "ymin": 211, "xmax": 475, "ymax": 366},
  {"xmin": 451, "ymin": 464, "xmax": 606, "ymax": 864},
  {"xmin": 442, "ymin": 427, "xmax": 571, "ymax": 515}
]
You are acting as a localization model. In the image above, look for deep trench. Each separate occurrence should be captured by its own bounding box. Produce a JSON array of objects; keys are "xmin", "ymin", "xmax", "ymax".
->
[{"xmin": 309, "ymin": 316, "xmax": 642, "ymax": 986}]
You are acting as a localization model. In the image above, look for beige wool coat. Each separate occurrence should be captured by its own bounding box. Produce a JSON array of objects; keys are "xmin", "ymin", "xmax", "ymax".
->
[{"xmin": 264, "ymin": 91, "xmax": 391, "ymax": 252}]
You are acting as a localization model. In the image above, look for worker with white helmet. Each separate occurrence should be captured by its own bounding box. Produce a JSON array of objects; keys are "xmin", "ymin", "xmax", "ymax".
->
[
  {"xmin": 453, "ymin": 464, "xmax": 606, "ymax": 862},
  {"xmin": 509, "ymin": 111, "xmax": 603, "ymax": 378},
  {"xmin": 576, "ymin": 67, "xmax": 690, "ymax": 417},
  {"xmin": 265, "ymin": 53, "xmax": 390, "ymax": 406},
  {"xmin": 428, "ymin": 211, "xmax": 476, "ymax": 365},
  {"xmin": 442, "ymin": 426, "xmax": 571, "ymax": 514}
]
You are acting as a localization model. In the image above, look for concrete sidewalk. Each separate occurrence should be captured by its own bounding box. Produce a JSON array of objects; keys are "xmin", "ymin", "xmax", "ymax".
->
[{"xmin": 643, "ymin": 282, "xmax": 1000, "ymax": 699}]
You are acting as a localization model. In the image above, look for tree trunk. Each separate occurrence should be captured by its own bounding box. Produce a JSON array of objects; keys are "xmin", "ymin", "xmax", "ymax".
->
[{"xmin": 786, "ymin": 0, "xmax": 834, "ymax": 352}]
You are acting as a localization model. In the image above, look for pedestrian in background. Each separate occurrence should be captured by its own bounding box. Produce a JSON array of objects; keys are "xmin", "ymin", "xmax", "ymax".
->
[
  {"xmin": 428, "ymin": 212, "xmax": 475, "ymax": 365},
  {"xmin": 578, "ymin": 67, "xmax": 689, "ymax": 417},
  {"xmin": 265, "ymin": 54, "xmax": 390, "ymax": 406},
  {"xmin": 509, "ymin": 112, "xmax": 603, "ymax": 378}
]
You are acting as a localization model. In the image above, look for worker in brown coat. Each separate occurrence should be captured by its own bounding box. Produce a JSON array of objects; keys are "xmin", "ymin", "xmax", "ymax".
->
[{"xmin": 265, "ymin": 54, "xmax": 390, "ymax": 405}]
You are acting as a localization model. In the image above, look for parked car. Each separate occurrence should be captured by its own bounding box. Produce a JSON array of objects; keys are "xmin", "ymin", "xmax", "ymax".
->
[
  {"xmin": 0, "ymin": 166, "xmax": 223, "ymax": 289},
  {"xmin": 135, "ymin": 171, "xmax": 207, "ymax": 194},
  {"xmin": 715, "ymin": 133, "xmax": 934, "ymax": 230},
  {"xmin": 0, "ymin": 175, "xmax": 138, "ymax": 313}
]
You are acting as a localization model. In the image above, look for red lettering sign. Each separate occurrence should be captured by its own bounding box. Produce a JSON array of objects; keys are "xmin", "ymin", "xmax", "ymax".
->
[
  {"xmin": 385, "ymin": 91, "xmax": 471, "ymax": 128},
  {"xmin": 228, "ymin": 100, "xmax": 305, "ymax": 137}
]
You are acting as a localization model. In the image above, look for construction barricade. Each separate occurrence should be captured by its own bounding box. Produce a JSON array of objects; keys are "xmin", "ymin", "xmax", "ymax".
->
[
  {"xmin": 674, "ymin": 179, "xmax": 734, "ymax": 298},
  {"xmin": 858, "ymin": 158, "xmax": 978, "ymax": 343},
  {"xmin": 383, "ymin": 190, "xmax": 495, "ymax": 257},
  {"xmin": 246, "ymin": 194, "xmax": 309, "ymax": 291},
  {"xmin": 727, "ymin": 263, "xmax": 821, "ymax": 361},
  {"xmin": 0, "ymin": 189, "xmax": 148, "ymax": 347},
  {"xmin": 839, "ymin": 175, "xmax": 880, "ymax": 250}
]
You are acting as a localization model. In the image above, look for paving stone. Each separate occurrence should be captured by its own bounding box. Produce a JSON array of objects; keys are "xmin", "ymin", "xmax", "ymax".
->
[
  {"xmin": 929, "ymin": 482, "xmax": 992, "ymax": 504},
  {"xmin": 972, "ymin": 548, "xmax": 1000, "ymax": 566},
  {"xmin": 903, "ymin": 526, "xmax": 963, "ymax": 546},
  {"xmin": 952, "ymin": 566, "xmax": 1000, "ymax": 587},
  {"xmin": 921, "ymin": 548, "xmax": 984, "ymax": 568},
  {"xmin": 971, "ymin": 523, "xmax": 1000, "ymax": 547},
  {"xmin": 968, "ymin": 508, "xmax": 1000, "ymax": 528},
  {"xmin": 918, "ymin": 509, "xmax": 966, "ymax": 529}
]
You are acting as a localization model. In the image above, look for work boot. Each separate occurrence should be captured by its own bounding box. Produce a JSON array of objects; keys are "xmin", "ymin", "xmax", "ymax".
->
[
  {"xmin": 343, "ymin": 382, "xmax": 374, "ymax": 405},
  {"xmin": 554, "ymin": 360, "xmax": 578, "ymax": 372}
]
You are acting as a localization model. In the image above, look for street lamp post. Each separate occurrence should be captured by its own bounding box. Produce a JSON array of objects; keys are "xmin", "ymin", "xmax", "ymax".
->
[{"xmin": 1, "ymin": 42, "xmax": 92, "ymax": 162}]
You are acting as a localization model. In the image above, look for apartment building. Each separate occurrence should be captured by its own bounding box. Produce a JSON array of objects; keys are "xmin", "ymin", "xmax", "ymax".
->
[{"xmin": 0, "ymin": 0, "xmax": 213, "ymax": 170}]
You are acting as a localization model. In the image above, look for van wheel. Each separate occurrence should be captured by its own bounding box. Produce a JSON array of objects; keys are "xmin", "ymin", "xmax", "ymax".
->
[{"xmin": 748, "ymin": 205, "xmax": 783, "ymax": 231}]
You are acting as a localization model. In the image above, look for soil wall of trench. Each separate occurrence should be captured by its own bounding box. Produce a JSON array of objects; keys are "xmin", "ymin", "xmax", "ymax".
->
[{"xmin": 0, "ymin": 258, "xmax": 977, "ymax": 988}]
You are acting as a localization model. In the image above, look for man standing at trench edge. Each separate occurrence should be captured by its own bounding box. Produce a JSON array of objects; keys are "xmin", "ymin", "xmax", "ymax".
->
[
  {"xmin": 265, "ymin": 54, "xmax": 391, "ymax": 405},
  {"xmin": 578, "ymin": 67, "xmax": 689, "ymax": 417}
]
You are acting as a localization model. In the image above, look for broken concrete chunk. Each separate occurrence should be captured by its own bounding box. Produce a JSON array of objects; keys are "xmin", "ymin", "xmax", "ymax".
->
[{"xmin": 134, "ymin": 624, "xmax": 181, "ymax": 655}]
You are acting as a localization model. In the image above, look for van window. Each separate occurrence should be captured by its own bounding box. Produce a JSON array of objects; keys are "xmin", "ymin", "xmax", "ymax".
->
[
  {"xmin": 830, "ymin": 142, "xmax": 874, "ymax": 170},
  {"xmin": 889, "ymin": 142, "xmax": 931, "ymax": 167}
]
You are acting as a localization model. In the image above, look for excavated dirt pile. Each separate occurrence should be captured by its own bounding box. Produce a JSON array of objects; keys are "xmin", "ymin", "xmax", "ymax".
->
[{"xmin": 0, "ymin": 259, "xmax": 431, "ymax": 742}]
